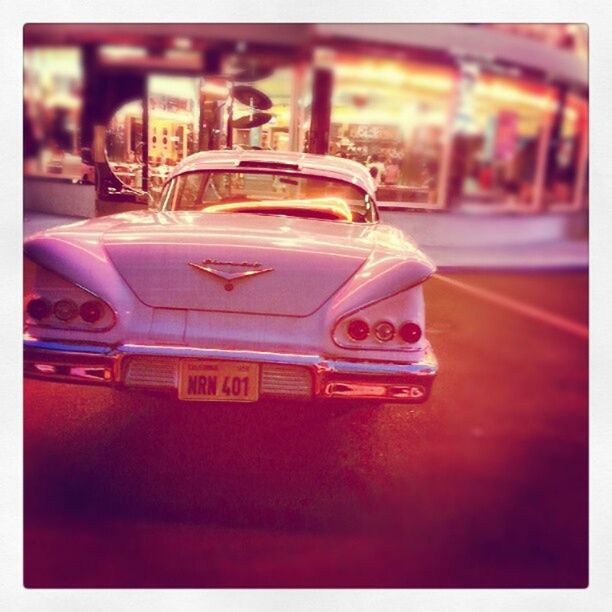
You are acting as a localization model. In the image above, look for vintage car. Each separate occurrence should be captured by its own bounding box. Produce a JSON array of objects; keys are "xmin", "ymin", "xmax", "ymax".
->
[{"xmin": 24, "ymin": 150, "xmax": 438, "ymax": 404}]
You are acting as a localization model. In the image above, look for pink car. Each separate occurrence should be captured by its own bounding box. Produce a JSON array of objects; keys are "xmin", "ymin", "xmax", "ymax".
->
[{"xmin": 24, "ymin": 150, "xmax": 437, "ymax": 404}]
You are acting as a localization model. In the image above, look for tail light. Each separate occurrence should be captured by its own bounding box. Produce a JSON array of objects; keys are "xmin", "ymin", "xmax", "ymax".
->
[
  {"xmin": 53, "ymin": 299, "xmax": 78, "ymax": 321},
  {"xmin": 347, "ymin": 319, "xmax": 369, "ymax": 341},
  {"xmin": 374, "ymin": 321, "xmax": 395, "ymax": 342},
  {"xmin": 26, "ymin": 297, "xmax": 52, "ymax": 321},
  {"xmin": 24, "ymin": 258, "xmax": 115, "ymax": 332},
  {"xmin": 399, "ymin": 322, "xmax": 422, "ymax": 343},
  {"xmin": 333, "ymin": 285, "xmax": 426, "ymax": 350},
  {"xmin": 79, "ymin": 300, "xmax": 103, "ymax": 323}
]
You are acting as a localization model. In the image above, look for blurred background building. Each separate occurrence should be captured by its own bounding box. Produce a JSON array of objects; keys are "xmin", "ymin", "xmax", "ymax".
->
[{"xmin": 23, "ymin": 23, "xmax": 588, "ymax": 223}]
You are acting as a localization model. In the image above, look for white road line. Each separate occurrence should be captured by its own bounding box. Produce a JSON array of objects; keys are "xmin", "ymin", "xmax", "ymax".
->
[{"xmin": 433, "ymin": 274, "xmax": 588, "ymax": 341}]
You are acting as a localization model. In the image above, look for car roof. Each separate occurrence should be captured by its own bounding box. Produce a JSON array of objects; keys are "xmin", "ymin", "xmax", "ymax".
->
[{"xmin": 169, "ymin": 149, "xmax": 377, "ymax": 198}]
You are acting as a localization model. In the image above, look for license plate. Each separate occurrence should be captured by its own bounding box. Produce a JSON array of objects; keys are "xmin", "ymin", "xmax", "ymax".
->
[{"xmin": 178, "ymin": 360, "xmax": 259, "ymax": 402}]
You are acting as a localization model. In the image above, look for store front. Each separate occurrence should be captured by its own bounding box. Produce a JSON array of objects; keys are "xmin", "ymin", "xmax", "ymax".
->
[{"xmin": 23, "ymin": 26, "xmax": 588, "ymax": 218}]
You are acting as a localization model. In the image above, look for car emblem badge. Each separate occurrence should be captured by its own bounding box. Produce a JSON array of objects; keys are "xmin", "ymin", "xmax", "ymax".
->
[{"xmin": 189, "ymin": 259, "xmax": 274, "ymax": 291}]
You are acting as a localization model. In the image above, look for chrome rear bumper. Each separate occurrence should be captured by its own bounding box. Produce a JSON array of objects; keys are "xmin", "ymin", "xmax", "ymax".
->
[{"xmin": 24, "ymin": 338, "xmax": 438, "ymax": 403}]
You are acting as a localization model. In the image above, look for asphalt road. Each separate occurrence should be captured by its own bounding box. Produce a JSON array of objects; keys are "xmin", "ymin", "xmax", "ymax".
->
[{"xmin": 23, "ymin": 271, "xmax": 588, "ymax": 588}]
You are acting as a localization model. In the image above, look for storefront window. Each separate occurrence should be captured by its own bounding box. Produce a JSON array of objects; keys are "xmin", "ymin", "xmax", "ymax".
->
[
  {"xmin": 547, "ymin": 93, "xmax": 588, "ymax": 208},
  {"xmin": 230, "ymin": 67, "xmax": 293, "ymax": 151},
  {"xmin": 23, "ymin": 47, "xmax": 84, "ymax": 180},
  {"xmin": 106, "ymin": 100, "xmax": 144, "ymax": 189},
  {"xmin": 328, "ymin": 54, "xmax": 456, "ymax": 206},
  {"xmin": 105, "ymin": 75, "xmax": 200, "ymax": 197},
  {"xmin": 451, "ymin": 73, "xmax": 557, "ymax": 209},
  {"xmin": 147, "ymin": 75, "xmax": 200, "ymax": 196}
]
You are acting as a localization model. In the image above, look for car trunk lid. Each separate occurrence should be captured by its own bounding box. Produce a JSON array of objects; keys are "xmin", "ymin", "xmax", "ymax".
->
[{"xmin": 103, "ymin": 212, "xmax": 374, "ymax": 317}]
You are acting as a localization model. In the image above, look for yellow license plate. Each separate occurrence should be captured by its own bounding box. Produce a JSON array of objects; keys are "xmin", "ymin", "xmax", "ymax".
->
[{"xmin": 178, "ymin": 360, "xmax": 259, "ymax": 402}]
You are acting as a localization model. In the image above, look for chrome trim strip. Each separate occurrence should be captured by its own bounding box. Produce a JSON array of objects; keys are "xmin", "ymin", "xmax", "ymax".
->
[
  {"xmin": 119, "ymin": 342, "xmax": 437, "ymax": 375},
  {"xmin": 118, "ymin": 343, "xmax": 324, "ymax": 367},
  {"xmin": 24, "ymin": 337, "xmax": 114, "ymax": 355},
  {"xmin": 189, "ymin": 262, "xmax": 275, "ymax": 282},
  {"xmin": 323, "ymin": 353, "xmax": 437, "ymax": 377}
]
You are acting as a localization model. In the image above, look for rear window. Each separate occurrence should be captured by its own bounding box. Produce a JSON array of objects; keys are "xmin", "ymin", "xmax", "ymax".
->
[{"xmin": 160, "ymin": 170, "xmax": 377, "ymax": 223}]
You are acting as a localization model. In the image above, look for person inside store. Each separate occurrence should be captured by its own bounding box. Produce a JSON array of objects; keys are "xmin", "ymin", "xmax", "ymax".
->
[
  {"xmin": 23, "ymin": 101, "xmax": 41, "ymax": 175},
  {"xmin": 382, "ymin": 154, "xmax": 400, "ymax": 185},
  {"xmin": 44, "ymin": 108, "xmax": 72, "ymax": 174},
  {"xmin": 367, "ymin": 153, "xmax": 385, "ymax": 186}
]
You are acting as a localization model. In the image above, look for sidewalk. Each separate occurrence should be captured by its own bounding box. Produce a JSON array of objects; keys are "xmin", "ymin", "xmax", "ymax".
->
[
  {"xmin": 423, "ymin": 241, "xmax": 588, "ymax": 270},
  {"xmin": 23, "ymin": 211, "xmax": 588, "ymax": 271},
  {"xmin": 23, "ymin": 212, "xmax": 85, "ymax": 238}
]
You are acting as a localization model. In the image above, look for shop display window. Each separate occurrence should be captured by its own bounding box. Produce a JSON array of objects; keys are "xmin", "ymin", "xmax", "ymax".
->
[
  {"xmin": 230, "ymin": 67, "xmax": 295, "ymax": 152},
  {"xmin": 547, "ymin": 93, "xmax": 588, "ymax": 209},
  {"xmin": 147, "ymin": 75, "xmax": 200, "ymax": 195},
  {"xmin": 23, "ymin": 47, "xmax": 85, "ymax": 181},
  {"xmin": 328, "ymin": 53, "xmax": 456, "ymax": 206},
  {"xmin": 106, "ymin": 100, "xmax": 144, "ymax": 189},
  {"xmin": 450, "ymin": 73, "xmax": 558, "ymax": 210},
  {"xmin": 105, "ymin": 75, "xmax": 199, "ymax": 197}
]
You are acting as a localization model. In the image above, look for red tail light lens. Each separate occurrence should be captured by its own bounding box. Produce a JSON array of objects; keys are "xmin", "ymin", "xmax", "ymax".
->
[
  {"xmin": 26, "ymin": 298, "xmax": 51, "ymax": 320},
  {"xmin": 399, "ymin": 322, "xmax": 422, "ymax": 343},
  {"xmin": 347, "ymin": 319, "xmax": 370, "ymax": 341},
  {"xmin": 80, "ymin": 300, "xmax": 103, "ymax": 323}
]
